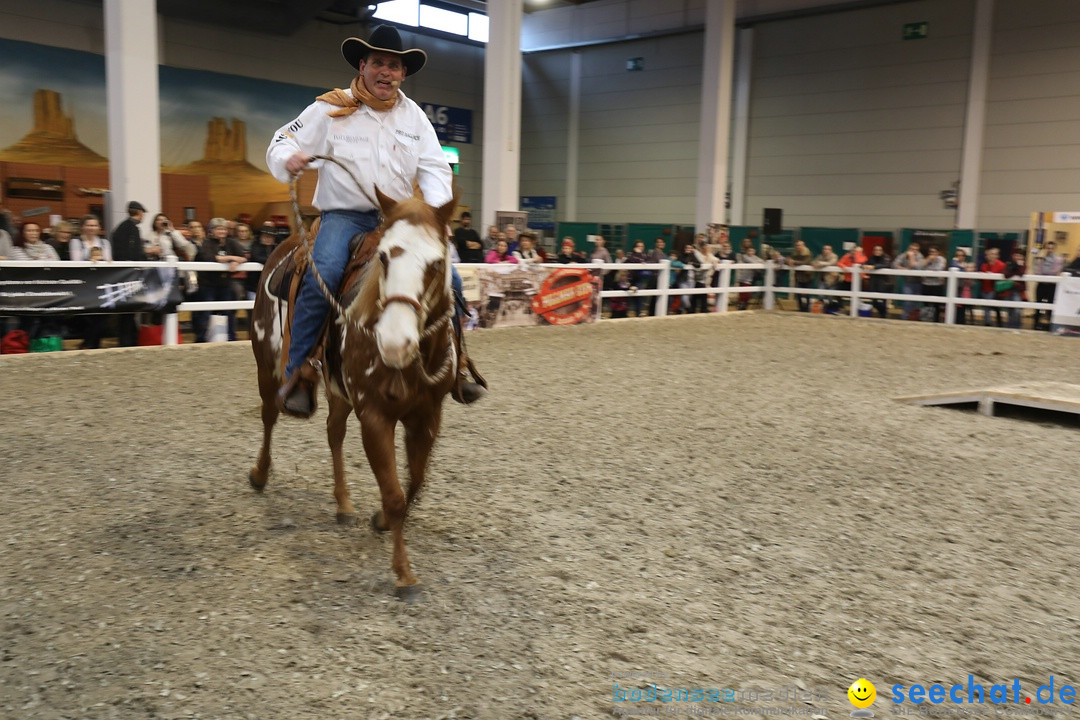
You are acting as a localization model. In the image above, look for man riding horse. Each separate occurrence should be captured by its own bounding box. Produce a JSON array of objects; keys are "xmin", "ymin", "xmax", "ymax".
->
[{"xmin": 267, "ymin": 25, "xmax": 486, "ymax": 417}]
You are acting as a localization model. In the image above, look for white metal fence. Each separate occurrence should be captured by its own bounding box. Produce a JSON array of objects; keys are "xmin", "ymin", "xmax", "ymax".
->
[{"xmin": 0, "ymin": 257, "xmax": 1072, "ymax": 348}]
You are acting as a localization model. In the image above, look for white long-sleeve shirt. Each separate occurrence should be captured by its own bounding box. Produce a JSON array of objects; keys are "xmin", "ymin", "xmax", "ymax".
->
[{"xmin": 266, "ymin": 88, "xmax": 452, "ymax": 213}]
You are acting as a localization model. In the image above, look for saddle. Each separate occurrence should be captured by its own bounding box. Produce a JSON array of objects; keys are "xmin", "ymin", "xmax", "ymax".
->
[{"xmin": 271, "ymin": 221, "xmax": 379, "ymax": 417}]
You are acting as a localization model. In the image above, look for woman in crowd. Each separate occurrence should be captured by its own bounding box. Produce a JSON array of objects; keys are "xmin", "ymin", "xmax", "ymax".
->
[
  {"xmin": 147, "ymin": 213, "xmax": 195, "ymax": 261},
  {"xmin": 194, "ymin": 217, "xmax": 247, "ymax": 342},
  {"xmin": 47, "ymin": 220, "xmax": 75, "ymax": 261},
  {"xmin": 590, "ymin": 235, "xmax": 613, "ymax": 287},
  {"xmin": 949, "ymin": 248, "xmax": 975, "ymax": 325},
  {"xmin": 186, "ymin": 220, "xmax": 207, "ymax": 253},
  {"xmin": 676, "ymin": 242, "xmax": 702, "ymax": 313},
  {"xmin": 735, "ymin": 245, "xmax": 762, "ymax": 311},
  {"xmin": 892, "ymin": 241, "xmax": 926, "ymax": 321},
  {"xmin": 556, "ymin": 237, "xmax": 586, "ymax": 263},
  {"xmin": 1001, "ymin": 247, "xmax": 1027, "ymax": 329},
  {"xmin": 69, "ymin": 215, "xmax": 112, "ymax": 262},
  {"xmin": 10, "ymin": 222, "xmax": 64, "ymax": 341},
  {"xmin": 512, "ymin": 233, "xmax": 542, "ymax": 264},
  {"xmin": 693, "ymin": 239, "xmax": 713, "ymax": 313},
  {"xmin": 625, "ymin": 240, "xmax": 650, "ymax": 317},
  {"xmin": 485, "ymin": 238, "xmax": 518, "ymax": 264},
  {"xmin": 10, "ymin": 221, "xmax": 60, "ymax": 262},
  {"xmin": 231, "ymin": 222, "xmax": 254, "ymax": 303},
  {"xmin": 862, "ymin": 244, "xmax": 892, "ymax": 318},
  {"xmin": 67, "ymin": 216, "xmax": 110, "ymax": 347},
  {"xmin": 920, "ymin": 246, "xmax": 947, "ymax": 322},
  {"xmin": 246, "ymin": 224, "xmax": 281, "ymax": 300}
]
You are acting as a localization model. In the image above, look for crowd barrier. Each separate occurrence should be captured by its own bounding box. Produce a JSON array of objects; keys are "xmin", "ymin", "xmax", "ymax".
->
[{"xmin": 0, "ymin": 257, "xmax": 1074, "ymax": 350}]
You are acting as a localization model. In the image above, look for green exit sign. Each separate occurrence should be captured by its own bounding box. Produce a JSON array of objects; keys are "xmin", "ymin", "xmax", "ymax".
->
[{"xmin": 903, "ymin": 21, "xmax": 928, "ymax": 40}]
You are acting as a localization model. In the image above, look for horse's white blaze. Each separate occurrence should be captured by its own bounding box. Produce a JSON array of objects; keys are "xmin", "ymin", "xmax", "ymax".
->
[{"xmin": 373, "ymin": 219, "xmax": 446, "ymax": 369}]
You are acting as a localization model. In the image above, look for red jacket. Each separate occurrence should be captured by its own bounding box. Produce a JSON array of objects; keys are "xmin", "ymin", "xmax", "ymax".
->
[{"xmin": 980, "ymin": 259, "xmax": 1006, "ymax": 294}]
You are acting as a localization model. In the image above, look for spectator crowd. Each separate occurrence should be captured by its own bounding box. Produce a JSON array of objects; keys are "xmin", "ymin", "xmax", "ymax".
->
[
  {"xmin": 4, "ymin": 205, "xmax": 1080, "ymax": 352},
  {"xmin": 0, "ymin": 202, "xmax": 287, "ymax": 351}
]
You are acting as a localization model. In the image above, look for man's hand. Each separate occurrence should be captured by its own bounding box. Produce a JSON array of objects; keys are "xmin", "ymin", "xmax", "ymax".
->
[{"xmin": 286, "ymin": 152, "xmax": 313, "ymax": 175}]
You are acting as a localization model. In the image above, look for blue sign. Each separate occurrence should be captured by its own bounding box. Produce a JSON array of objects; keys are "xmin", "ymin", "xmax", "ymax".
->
[
  {"xmin": 421, "ymin": 103, "xmax": 472, "ymax": 144},
  {"xmin": 521, "ymin": 196, "xmax": 557, "ymax": 231}
]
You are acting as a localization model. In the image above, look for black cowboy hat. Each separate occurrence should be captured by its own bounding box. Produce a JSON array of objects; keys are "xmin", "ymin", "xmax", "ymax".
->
[{"xmin": 341, "ymin": 25, "xmax": 427, "ymax": 76}]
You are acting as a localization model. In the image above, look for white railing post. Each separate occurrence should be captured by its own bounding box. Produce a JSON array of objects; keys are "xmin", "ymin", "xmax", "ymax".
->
[
  {"xmin": 849, "ymin": 267, "xmax": 862, "ymax": 318},
  {"xmin": 164, "ymin": 253, "xmax": 179, "ymax": 345},
  {"xmin": 718, "ymin": 261, "xmax": 730, "ymax": 313},
  {"xmin": 656, "ymin": 259, "xmax": 670, "ymax": 317},
  {"xmin": 945, "ymin": 268, "xmax": 958, "ymax": 325},
  {"xmin": 763, "ymin": 261, "xmax": 775, "ymax": 310}
]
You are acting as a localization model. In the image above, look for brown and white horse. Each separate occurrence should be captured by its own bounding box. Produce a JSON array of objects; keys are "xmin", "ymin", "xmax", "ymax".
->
[{"xmin": 249, "ymin": 190, "xmax": 458, "ymax": 599}]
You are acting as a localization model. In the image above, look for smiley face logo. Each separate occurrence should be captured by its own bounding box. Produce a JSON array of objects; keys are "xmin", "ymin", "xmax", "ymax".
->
[{"xmin": 848, "ymin": 678, "xmax": 877, "ymax": 709}]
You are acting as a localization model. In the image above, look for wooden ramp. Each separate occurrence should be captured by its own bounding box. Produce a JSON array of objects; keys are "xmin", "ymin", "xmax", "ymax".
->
[{"xmin": 895, "ymin": 381, "xmax": 1080, "ymax": 418}]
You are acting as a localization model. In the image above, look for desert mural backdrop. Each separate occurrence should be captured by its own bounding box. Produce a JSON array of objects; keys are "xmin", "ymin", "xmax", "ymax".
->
[{"xmin": 0, "ymin": 37, "xmax": 323, "ymax": 224}]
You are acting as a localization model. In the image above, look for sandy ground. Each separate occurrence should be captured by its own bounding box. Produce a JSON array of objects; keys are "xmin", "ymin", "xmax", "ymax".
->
[{"xmin": 2, "ymin": 312, "xmax": 1079, "ymax": 720}]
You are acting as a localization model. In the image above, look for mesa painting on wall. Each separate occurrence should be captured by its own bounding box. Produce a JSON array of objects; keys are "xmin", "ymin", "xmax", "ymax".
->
[{"xmin": 0, "ymin": 37, "xmax": 323, "ymax": 220}]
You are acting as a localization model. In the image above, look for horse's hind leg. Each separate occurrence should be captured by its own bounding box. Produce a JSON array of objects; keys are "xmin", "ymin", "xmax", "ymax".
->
[
  {"xmin": 359, "ymin": 411, "xmax": 419, "ymax": 595},
  {"xmin": 326, "ymin": 391, "xmax": 356, "ymax": 524},
  {"xmin": 249, "ymin": 369, "xmax": 279, "ymax": 491},
  {"xmin": 402, "ymin": 405, "xmax": 442, "ymax": 512}
]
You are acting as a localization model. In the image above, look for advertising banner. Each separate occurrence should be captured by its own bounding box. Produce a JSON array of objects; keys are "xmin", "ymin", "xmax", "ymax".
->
[
  {"xmin": 462, "ymin": 264, "xmax": 600, "ymax": 329},
  {"xmin": 0, "ymin": 265, "xmax": 183, "ymax": 315},
  {"xmin": 1051, "ymin": 276, "xmax": 1080, "ymax": 328}
]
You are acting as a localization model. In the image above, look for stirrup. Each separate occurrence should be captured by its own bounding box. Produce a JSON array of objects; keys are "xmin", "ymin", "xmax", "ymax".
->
[{"xmin": 277, "ymin": 359, "xmax": 321, "ymax": 419}]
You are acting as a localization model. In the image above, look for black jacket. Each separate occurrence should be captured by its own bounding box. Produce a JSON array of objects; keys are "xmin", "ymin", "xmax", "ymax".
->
[{"xmin": 110, "ymin": 217, "xmax": 145, "ymax": 261}]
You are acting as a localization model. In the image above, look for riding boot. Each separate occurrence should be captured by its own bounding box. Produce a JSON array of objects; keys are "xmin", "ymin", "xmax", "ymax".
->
[
  {"xmin": 450, "ymin": 320, "xmax": 488, "ymax": 405},
  {"xmin": 277, "ymin": 357, "xmax": 322, "ymax": 419}
]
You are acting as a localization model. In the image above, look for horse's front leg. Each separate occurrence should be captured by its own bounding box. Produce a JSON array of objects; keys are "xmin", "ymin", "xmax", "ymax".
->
[
  {"xmin": 326, "ymin": 391, "xmax": 356, "ymax": 524},
  {"xmin": 359, "ymin": 409, "xmax": 419, "ymax": 596},
  {"xmin": 249, "ymin": 368, "xmax": 279, "ymax": 491},
  {"xmin": 402, "ymin": 403, "xmax": 443, "ymax": 511}
]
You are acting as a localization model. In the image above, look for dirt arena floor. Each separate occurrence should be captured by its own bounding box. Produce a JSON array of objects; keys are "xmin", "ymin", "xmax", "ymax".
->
[{"xmin": 2, "ymin": 312, "xmax": 1079, "ymax": 720}]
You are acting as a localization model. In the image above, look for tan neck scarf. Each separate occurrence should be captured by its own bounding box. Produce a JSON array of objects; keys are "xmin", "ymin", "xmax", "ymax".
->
[{"xmin": 317, "ymin": 75, "xmax": 397, "ymax": 117}]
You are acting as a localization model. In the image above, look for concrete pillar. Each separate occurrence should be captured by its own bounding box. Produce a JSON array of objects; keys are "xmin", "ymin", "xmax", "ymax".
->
[
  {"xmin": 104, "ymin": 0, "xmax": 161, "ymax": 232},
  {"xmin": 729, "ymin": 27, "xmax": 753, "ymax": 227},
  {"xmin": 957, "ymin": 0, "xmax": 994, "ymax": 229},
  {"xmin": 565, "ymin": 50, "xmax": 582, "ymax": 222},
  {"xmin": 695, "ymin": 0, "xmax": 737, "ymax": 232},
  {"xmin": 480, "ymin": 0, "xmax": 523, "ymax": 230}
]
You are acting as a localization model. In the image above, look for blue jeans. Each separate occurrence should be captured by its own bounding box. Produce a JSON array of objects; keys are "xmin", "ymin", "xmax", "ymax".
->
[
  {"xmin": 901, "ymin": 280, "xmax": 922, "ymax": 317},
  {"xmin": 286, "ymin": 209, "xmax": 379, "ymax": 377}
]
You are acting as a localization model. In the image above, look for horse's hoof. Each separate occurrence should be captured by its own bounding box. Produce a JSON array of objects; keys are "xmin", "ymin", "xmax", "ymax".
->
[
  {"xmin": 249, "ymin": 469, "xmax": 266, "ymax": 492},
  {"xmin": 370, "ymin": 510, "xmax": 388, "ymax": 533},
  {"xmin": 336, "ymin": 512, "xmax": 358, "ymax": 526},
  {"xmin": 394, "ymin": 584, "xmax": 423, "ymax": 603}
]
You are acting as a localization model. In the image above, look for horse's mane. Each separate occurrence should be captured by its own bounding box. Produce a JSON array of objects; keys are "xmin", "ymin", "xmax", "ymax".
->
[{"xmin": 347, "ymin": 197, "xmax": 448, "ymax": 326}]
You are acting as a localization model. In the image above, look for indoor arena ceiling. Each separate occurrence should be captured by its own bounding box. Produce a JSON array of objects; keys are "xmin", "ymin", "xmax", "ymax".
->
[{"xmin": 73, "ymin": 0, "xmax": 909, "ymax": 37}]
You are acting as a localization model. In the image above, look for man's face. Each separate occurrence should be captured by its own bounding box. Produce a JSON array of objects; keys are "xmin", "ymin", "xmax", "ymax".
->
[
  {"xmin": 504, "ymin": 225, "xmax": 518, "ymax": 240},
  {"xmin": 823, "ymin": 245, "xmax": 833, "ymax": 255},
  {"xmin": 359, "ymin": 51, "xmax": 405, "ymax": 101},
  {"xmin": 795, "ymin": 240, "xmax": 806, "ymax": 251},
  {"xmin": 655, "ymin": 239, "xmax": 665, "ymax": 251},
  {"xmin": 460, "ymin": 215, "xmax": 471, "ymax": 227}
]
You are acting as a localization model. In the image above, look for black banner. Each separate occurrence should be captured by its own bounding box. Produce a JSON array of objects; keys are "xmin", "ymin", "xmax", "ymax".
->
[{"xmin": 0, "ymin": 265, "xmax": 183, "ymax": 315}]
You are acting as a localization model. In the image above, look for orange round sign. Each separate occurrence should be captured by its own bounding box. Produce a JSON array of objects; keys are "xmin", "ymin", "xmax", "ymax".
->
[{"xmin": 530, "ymin": 268, "xmax": 597, "ymax": 325}]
